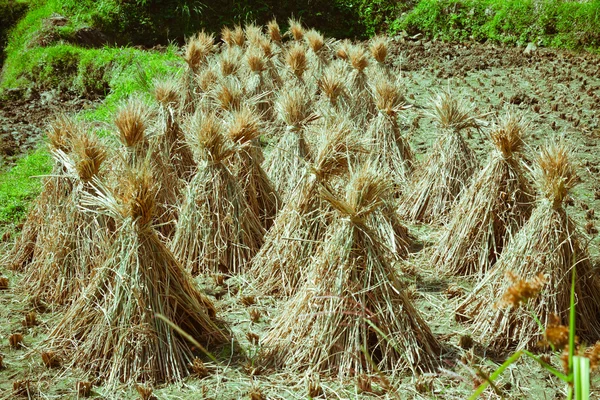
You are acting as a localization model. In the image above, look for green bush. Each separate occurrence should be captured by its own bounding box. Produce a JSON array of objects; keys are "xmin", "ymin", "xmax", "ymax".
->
[{"xmin": 0, "ymin": 0, "xmax": 28, "ymax": 66}]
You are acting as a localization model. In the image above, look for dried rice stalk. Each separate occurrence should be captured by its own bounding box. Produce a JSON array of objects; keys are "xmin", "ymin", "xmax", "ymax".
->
[
  {"xmin": 431, "ymin": 111, "xmax": 534, "ymax": 277},
  {"xmin": 251, "ymin": 119, "xmax": 364, "ymax": 297},
  {"xmin": 172, "ymin": 112, "xmax": 264, "ymax": 275},
  {"xmin": 265, "ymin": 86, "xmax": 317, "ymax": 201},
  {"xmin": 219, "ymin": 47, "xmax": 242, "ymax": 78},
  {"xmin": 22, "ymin": 132, "xmax": 109, "ymax": 305},
  {"xmin": 400, "ymin": 91, "xmax": 478, "ymax": 223},
  {"xmin": 244, "ymin": 23, "xmax": 264, "ymax": 47},
  {"xmin": 285, "ymin": 43, "xmax": 308, "ymax": 80},
  {"xmin": 367, "ymin": 75, "xmax": 414, "ymax": 187},
  {"xmin": 225, "ymin": 107, "xmax": 280, "ymax": 230},
  {"xmin": 45, "ymin": 166, "xmax": 228, "ymax": 386},
  {"xmin": 456, "ymin": 140, "xmax": 600, "ymax": 350},
  {"xmin": 288, "ymin": 18, "xmax": 304, "ymax": 41},
  {"xmin": 184, "ymin": 31, "xmax": 215, "ymax": 74},
  {"xmin": 262, "ymin": 167, "xmax": 440, "ymax": 376},
  {"xmin": 3, "ymin": 116, "xmax": 79, "ymax": 271},
  {"xmin": 267, "ymin": 19, "xmax": 282, "ymax": 43}
]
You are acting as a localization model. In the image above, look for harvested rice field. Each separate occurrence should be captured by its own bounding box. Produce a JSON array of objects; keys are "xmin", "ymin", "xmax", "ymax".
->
[{"xmin": 1, "ymin": 22, "xmax": 600, "ymax": 399}]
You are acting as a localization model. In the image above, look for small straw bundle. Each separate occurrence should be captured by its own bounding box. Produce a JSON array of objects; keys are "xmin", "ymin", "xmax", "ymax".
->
[
  {"xmin": 304, "ymin": 29, "xmax": 328, "ymax": 78},
  {"xmin": 456, "ymin": 140, "xmax": 600, "ymax": 350},
  {"xmin": 346, "ymin": 44, "xmax": 373, "ymax": 120},
  {"xmin": 225, "ymin": 107, "xmax": 280, "ymax": 231},
  {"xmin": 285, "ymin": 43, "xmax": 309, "ymax": 82},
  {"xmin": 265, "ymin": 86, "xmax": 318, "ymax": 202},
  {"xmin": 317, "ymin": 61, "xmax": 349, "ymax": 114},
  {"xmin": 172, "ymin": 112, "xmax": 264, "ymax": 275},
  {"xmin": 22, "ymin": 130, "xmax": 109, "ymax": 305},
  {"xmin": 183, "ymin": 31, "xmax": 215, "ymax": 111},
  {"xmin": 44, "ymin": 166, "xmax": 229, "ymax": 385},
  {"xmin": 153, "ymin": 78, "xmax": 196, "ymax": 182},
  {"xmin": 219, "ymin": 47, "xmax": 242, "ymax": 78},
  {"xmin": 261, "ymin": 167, "xmax": 440, "ymax": 376},
  {"xmin": 288, "ymin": 18, "xmax": 304, "ymax": 41},
  {"xmin": 367, "ymin": 75, "xmax": 414, "ymax": 188},
  {"xmin": 114, "ymin": 97, "xmax": 180, "ymax": 238},
  {"xmin": 3, "ymin": 115, "xmax": 78, "ymax": 271},
  {"xmin": 266, "ymin": 19, "xmax": 282, "ymax": 43},
  {"xmin": 431, "ymin": 112, "xmax": 535, "ymax": 278},
  {"xmin": 400, "ymin": 90, "xmax": 479, "ymax": 223},
  {"xmin": 251, "ymin": 119, "xmax": 364, "ymax": 297},
  {"xmin": 369, "ymin": 36, "xmax": 391, "ymax": 76}
]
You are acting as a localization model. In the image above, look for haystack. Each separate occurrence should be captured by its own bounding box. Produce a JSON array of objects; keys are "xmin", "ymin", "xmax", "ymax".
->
[
  {"xmin": 3, "ymin": 115, "xmax": 78, "ymax": 271},
  {"xmin": 262, "ymin": 168, "xmax": 440, "ymax": 376},
  {"xmin": 456, "ymin": 140, "xmax": 600, "ymax": 350},
  {"xmin": 225, "ymin": 107, "xmax": 280, "ymax": 231},
  {"xmin": 431, "ymin": 112, "xmax": 534, "ymax": 278},
  {"xmin": 265, "ymin": 85, "xmax": 318, "ymax": 201},
  {"xmin": 44, "ymin": 166, "xmax": 228, "ymax": 385},
  {"xmin": 304, "ymin": 29, "xmax": 328, "ymax": 79},
  {"xmin": 114, "ymin": 97, "xmax": 180, "ymax": 238},
  {"xmin": 182, "ymin": 31, "xmax": 215, "ymax": 112},
  {"xmin": 346, "ymin": 44, "xmax": 373, "ymax": 121},
  {"xmin": 400, "ymin": 91, "xmax": 478, "ymax": 223},
  {"xmin": 366, "ymin": 75, "xmax": 414, "ymax": 188},
  {"xmin": 316, "ymin": 60, "xmax": 350, "ymax": 117},
  {"xmin": 250, "ymin": 119, "xmax": 364, "ymax": 297},
  {"xmin": 22, "ymin": 130, "xmax": 109, "ymax": 305},
  {"xmin": 171, "ymin": 112, "xmax": 264, "ymax": 275},
  {"xmin": 153, "ymin": 78, "xmax": 196, "ymax": 182}
]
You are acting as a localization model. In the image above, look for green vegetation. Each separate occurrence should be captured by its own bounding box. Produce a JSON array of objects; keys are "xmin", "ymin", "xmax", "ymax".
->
[
  {"xmin": 0, "ymin": 0, "xmax": 28, "ymax": 66},
  {"xmin": 397, "ymin": 0, "xmax": 600, "ymax": 50},
  {"xmin": 0, "ymin": 147, "xmax": 50, "ymax": 226}
]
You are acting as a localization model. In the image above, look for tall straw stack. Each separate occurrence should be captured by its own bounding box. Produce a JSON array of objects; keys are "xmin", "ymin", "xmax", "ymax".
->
[
  {"xmin": 456, "ymin": 140, "xmax": 600, "ymax": 350},
  {"xmin": 22, "ymin": 130, "xmax": 109, "ymax": 305},
  {"xmin": 265, "ymin": 86, "xmax": 318, "ymax": 202},
  {"xmin": 44, "ymin": 166, "xmax": 228, "ymax": 385},
  {"xmin": 225, "ymin": 107, "xmax": 280, "ymax": 231},
  {"xmin": 431, "ymin": 112, "xmax": 534, "ymax": 277},
  {"xmin": 3, "ymin": 115, "xmax": 78, "ymax": 271},
  {"xmin": 171, "ymin": 112, "xmax": 264, "ymax": 275},
  {"xmin": 251, "ymin": 119, "xmax": 365, "ymax": 297},
  {"xmin": 261, "ymin": 167, "xmax": 440, "ymax": 376},
  {"xmin": 367, "ymin": 75, "xmax": 414, "ymax": 189},
  {"xmin": 400, "ymin": 90, "xmax": 479, "ymax": 223}
]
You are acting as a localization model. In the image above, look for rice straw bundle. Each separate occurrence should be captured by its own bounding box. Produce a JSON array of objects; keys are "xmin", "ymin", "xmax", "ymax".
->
[
  {"xmin": 3, "ymin": 115, "xmax": 78, "ymax": 271},
  {"xmin": 184, "ymin": 31, "xmax": 215, "ymax": 74},
  {"xmin": 244, "ymin": 23, "xmax": 264, "ymax": 47},
  {"xmin": 431, "ymin": 112, "xmax": 535, "ymax": 278},
  {"xmin": 456, "ymin": 140, "xmax": 600, "ymax": 350},
  {"xmin": 172, "ymin": 112, "xmax": 264, "ymax": 275},
  {"xmin": 219, "ymin": 47, "xmax": 242, "ymax": 78},
  {"xmin": 367, "ymin": 75, "xmax": 414, "ymax": 188},
  {"xmin": 225, "ymin": 107, "xmax": 280, "ymax": 231},
  {"xmin": 251, "ymin": 119, "xmax": 364, "ymax": 297},
  {"xmin": 114, "ymin": 97, "xmax": 180, "ymax": 238},
  {"xmin": 261, "ymin": 167, "xmax": 440, "ymax": 376},
  {"xmin": 285, "ymin": 43, "xmax": 309, "ymax": 82},
  {"xmin": 400, "ymin": 91, "xmax": 478, "ymax": 223},
  {"xmin": 288, "ymin": 18, "xmax": 304, "ymax": 41},
  {"xmin": 22, "ymin": 131, "xmax": 109, "ymax": 305},
  {"xmin": 211, "ymin": 76, "xmax": 245, "ymax": 113},
  {"xmin": 346, "ymin": 44, "xmax": 373, "ymax": 120},
  {"xmin": 267, "ymin": 19, "xmax": 282, "ymax": 43},
  {"xmin": 336, "ymin": 39, "xmax": 351, "ymax": 60},
  {"xmin": 243, "ymin": 48, "xmax": 274, "ymax": 116},
  {"xmin": 265, "ymin": 86, "xmax": 318, "ymax": 202},
  {"xmin": 44, "ymin": 166, "xmax": 228, "ymax": 385},
  {"xmin": 153, "ymin": 78, "xmax": 196, "ymax": 181},
  {"xmin": 369, "ymin": 36, "xmax": 391, "ymax": 77},
  {"xmin": 221, "ymin": 25, "xmax": 245, "ymax": 48},
  {"xmin": 304, "ymin": 29, "xmax": 328, "ymax": 78}
]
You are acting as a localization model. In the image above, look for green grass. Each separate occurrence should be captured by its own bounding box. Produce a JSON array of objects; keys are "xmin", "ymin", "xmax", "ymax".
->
[{"xmin": 0, "ymin": 147, "xmax": 51, "ymax": 226}]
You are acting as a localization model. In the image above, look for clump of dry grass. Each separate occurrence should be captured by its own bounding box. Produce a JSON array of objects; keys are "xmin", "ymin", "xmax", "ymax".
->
[
  {"xmin": 400, "ymin": 90, "xmax": 478, "ymax": 223},
  {"xmin": 265, "ymin": 86, "xmax": 317, "ymax": 201},
  {"xmin": 219, "ymin": 47, "xmax": 242, "ymax": 78},
  {"xmin": 251, "ymin": 119, "xmax": 365, "ymax": 297},
  {"xmin": 317, "ymin": 62, "xmax": 347, "ymax": 111},
  {"xmin": 456, "ymin": 140, "xmax": 600, "ymax": 350},
  {"xmin": 45, "ymin": 165, "xmax": 228, "ymax": 385},
  {"xmin": 222, "ymin": 25, "xmax": 245, "ymax": 48},
  {"xmin": 369, "ymin": 36, "xmax": 389, "ymax": 65},
  {"xmin": 244, "ymin": 23, "xmax": 264, "ymax": 47},
  {"xmin": 431, "ymin": 111, "xmax": 535, "ymax": 277},
  {"xmin": 225, "ymin": 107, "xmax": 280, "ymax": 231},
  {"xmin": 212, "ymin": 77, "xmax": 244, "ymax": 113},
  {"xmin": 367, "ymin": 75, "xmax": 414, "ymax": 187},
  {"xmin": 114, "ymin": 97, "xmax": 149, "ymax": 150},
  {"xmin": 172, "ymin": 112, "xmax": 264, "ymax": 275},
  {"xmin": 288, "ymin": 18, "xmax": 304, "ymax": 41},
  {"xmin": 261, "ymin": 166, "xmax": 440, "ymax": 376},
  {"xmin": 336, "ymin": 39, "xmax": 351, "ymax": 60},
  {"xmin": 22, "ymin": 130, "xmax": 109, "ymax": 305}
]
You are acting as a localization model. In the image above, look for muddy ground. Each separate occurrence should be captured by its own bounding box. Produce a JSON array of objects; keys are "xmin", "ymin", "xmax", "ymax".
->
[{"xmin": 0, "ymin": 38, "xmax": 600, "ymax": 399}]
